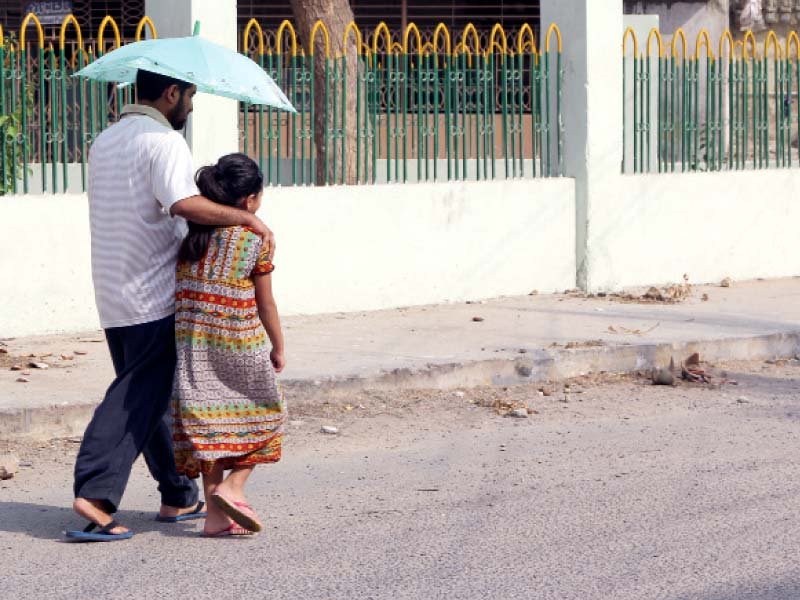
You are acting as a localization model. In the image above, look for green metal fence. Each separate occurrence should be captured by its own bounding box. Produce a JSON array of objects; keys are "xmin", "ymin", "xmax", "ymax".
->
[
  {"xmin": 0, "ymin": 14, "xmax": 155, "ymax": 195},
  {"xmin": 240, "ymin": 20, "xmax": 565, "ymax": 186},
  {"xmin": 623, "ymin": 26, "xmax": 800, "ymax": 174},
  {"xmin": 0, "ymin": 14, "xmax": 564, "ymax": 195}
]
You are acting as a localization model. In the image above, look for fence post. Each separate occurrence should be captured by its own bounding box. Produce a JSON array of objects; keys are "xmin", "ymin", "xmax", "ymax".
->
[
  {"xmin": 144, "ymin": 0, "xmax": 239, "ymax": 168},
  {"xmin": 540, "ymin": 0, "xmax": 623, "ymax": 291}
]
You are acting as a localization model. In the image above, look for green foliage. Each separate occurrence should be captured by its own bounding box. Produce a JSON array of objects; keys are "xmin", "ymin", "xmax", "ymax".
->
[{"xmin": 0, "ymin": 105, "xmax": 23, "ymax": 195}]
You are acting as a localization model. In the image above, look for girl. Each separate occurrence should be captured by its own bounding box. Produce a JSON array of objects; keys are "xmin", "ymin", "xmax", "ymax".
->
[{"xmin": 171, "ymin": 153, "xmax": 286, "ymax": 537}]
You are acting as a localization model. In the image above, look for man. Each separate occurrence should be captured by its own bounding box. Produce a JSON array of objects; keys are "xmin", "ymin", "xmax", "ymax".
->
[{"xmin": 68, "ymin": 69, "xmax": 274, "ymax": 541}]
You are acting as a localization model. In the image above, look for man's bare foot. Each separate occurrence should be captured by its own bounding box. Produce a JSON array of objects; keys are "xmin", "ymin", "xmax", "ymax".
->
[
  {"xmin": 158, "ymin": 501, "xmax": 204, "ymax": 519},
  {"xmin": 73, "ymin": 498, "xmax": 129, "ymax": 535}
]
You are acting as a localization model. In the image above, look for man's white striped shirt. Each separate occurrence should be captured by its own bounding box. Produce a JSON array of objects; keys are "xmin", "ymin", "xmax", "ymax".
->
[{"xmin": 88, "ymin": 104, "xmax": 199, "ymax": 329}]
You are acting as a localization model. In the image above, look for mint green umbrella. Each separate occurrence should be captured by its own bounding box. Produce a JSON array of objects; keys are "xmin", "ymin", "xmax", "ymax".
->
[{"xmin": 74, "ymin": 22, "xmax": 295, "ymax": 112}]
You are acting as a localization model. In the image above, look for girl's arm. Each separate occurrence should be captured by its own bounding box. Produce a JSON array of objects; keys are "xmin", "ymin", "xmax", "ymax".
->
[{"xmin": 254, "ymin": 272, "xmax": 285, "ymax": 373}]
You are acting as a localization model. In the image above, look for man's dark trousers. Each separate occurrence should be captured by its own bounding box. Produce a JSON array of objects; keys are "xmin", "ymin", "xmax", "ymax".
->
[{"xmin": 73, "ymin": 314, "xmax": 198, "ymax": 513}]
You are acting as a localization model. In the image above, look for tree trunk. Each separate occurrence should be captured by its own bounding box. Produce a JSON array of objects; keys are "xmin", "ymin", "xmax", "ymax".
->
[{"xmin": 290, "ymin": 0, "xmax": 360, "ymax": 185}]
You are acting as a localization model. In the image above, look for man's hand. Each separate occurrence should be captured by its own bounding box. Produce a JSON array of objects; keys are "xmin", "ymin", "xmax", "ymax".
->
[{"xmin": 246, "ymin": 214, "xmax": 276, "ymax": 261}]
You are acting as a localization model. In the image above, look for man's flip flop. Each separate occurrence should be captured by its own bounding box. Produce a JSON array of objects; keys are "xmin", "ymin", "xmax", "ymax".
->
[
  {"xmin": 202, "ymin": 523, "xmax": 254, "ymax": 538},
  {"xmin": 154, "ymin": 501, "xmax": 206, "ymax": 523},
  {"xmin": 210, "ymin": 493, "xmax": 262, "ymax": 532},
  {"xmin": 64, "ymin": 520, "xmax": 134, "ymax": 543}
]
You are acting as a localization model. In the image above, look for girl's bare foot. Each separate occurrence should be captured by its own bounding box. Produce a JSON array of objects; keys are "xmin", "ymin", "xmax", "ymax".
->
[
  {"xmin": 203, "ymin": 505, "xmax": 233, "ymax": 534},
  {"xmin": 211, "ymin": 484, "xmax": 263, "ymax": 532},
  {"xmin": 73, "ymin": 498, "xmax": 129, "ymax": 535}
]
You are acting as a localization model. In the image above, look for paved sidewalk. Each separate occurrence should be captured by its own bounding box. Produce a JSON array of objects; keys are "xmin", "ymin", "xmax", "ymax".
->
[{"xmin": 2, "ymin": 278, "xmax": 800, "ymax": 437}]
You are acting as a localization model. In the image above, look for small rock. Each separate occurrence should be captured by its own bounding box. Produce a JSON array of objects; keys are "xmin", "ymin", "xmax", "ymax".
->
[
  {"xmin": 509, "ymin": 408, "xmax": 528, "ymax": 418},
  {"xmin": 289, "ymin": 420, "xmax": 304, "ymax": 427},
  {"xmin": 0, "ymin": 455, "xmax": 19, "ymax": 480},
  {"xmin": 720, "ymin": 277, "xmax": 732, "ymax": 288},
  {"xmin": 28, "ymin": 362, "xmax": 49, "ymax": 370},
  {"xmin": 74, "ymin": 350, "xmax": 88, "ymax": 356},
  {"xmin": 16, "ymin": 377, "xmax": 29, "ymax": 383},
  {"xmin": 0, "ymin": 348, "xmax": 7, "ymax": 354},
  {"xmin": 472, "ymin": 316, "xmax": 485, "ymax": 322},
  {"xmin": 518, "ymin": 348, "xmax": 528, "ymax": 354},
  {"xmin": 515, "ymin": 364, "xmax": 532, "ymax": 377},
  {"xmin": 537, "ymin": 390, "xmax": 545, "ymax": 397},
  {"xmin": 736, "ymin": 396, "xmax": 749, "ymax": 404},
  {"xmin": 60, "ymin": 354, "xmax": 74, "ymax": 361},
  {"xmin": 701, "ymin": 293, "xmax": 709, "ymax": 302},
  {"xmin": 528, "ymin": 290, "xmax": 539, "ymax": 296},
  {"xmin": 321, "ymin": 426, "xmax": 339, "ymax": 435},
  {"xmin": 539, "ymin": 387, "xmax": 553, "ymax": 397},
  {"xmin": 453, "ymin": 391, "xmax": 466, "ymax": 398}
]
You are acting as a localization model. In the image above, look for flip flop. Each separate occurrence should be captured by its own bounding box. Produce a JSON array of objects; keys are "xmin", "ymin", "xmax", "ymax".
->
[
  {"xmin": 202, "ymin": 523, "xmax": 255, "ymax": 538},
  {"xmin": 155, "ymin": 501, "xmax": 206, "ymax": 523},
  {"xmin": 64, "ymin": 520, "xmax": 134, "ymax": 543},
  {"xmin": 210, "ymin": 493, "xmax": 263, "ymax": 533}
]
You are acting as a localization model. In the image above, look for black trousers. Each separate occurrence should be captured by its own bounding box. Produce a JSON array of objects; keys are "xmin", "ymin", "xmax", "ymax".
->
[{"xmin": 73, "ymin": 314, "xmax": 198, "ymax": 513}]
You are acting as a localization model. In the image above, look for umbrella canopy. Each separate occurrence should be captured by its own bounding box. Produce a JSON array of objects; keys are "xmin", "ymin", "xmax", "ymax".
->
[{"xmin": 73, "ymin": 23, "xmax": 295, "ymax": 112}]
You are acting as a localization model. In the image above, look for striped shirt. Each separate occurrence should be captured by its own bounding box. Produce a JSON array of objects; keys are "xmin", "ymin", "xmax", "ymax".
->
[{"xmin": 88, "ymin": 104, "xmax": 199, "ymax": 329}]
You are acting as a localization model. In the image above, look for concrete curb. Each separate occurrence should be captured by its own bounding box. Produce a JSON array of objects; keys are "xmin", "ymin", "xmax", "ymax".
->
[{"xmin": 3, "ymin": 331, "xmax": 799, "ymax": 439}]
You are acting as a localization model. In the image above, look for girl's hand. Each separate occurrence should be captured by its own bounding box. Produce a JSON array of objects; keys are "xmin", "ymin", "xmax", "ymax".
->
[{"xmin": 270, "ymin": 349, "xmax": 286, "ymax": 373}]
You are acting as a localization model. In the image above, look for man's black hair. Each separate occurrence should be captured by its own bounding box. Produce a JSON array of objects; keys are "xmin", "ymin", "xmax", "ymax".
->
[{"xmin": 135, "ymin": 70, "xmax": 193, "ymax": 102}]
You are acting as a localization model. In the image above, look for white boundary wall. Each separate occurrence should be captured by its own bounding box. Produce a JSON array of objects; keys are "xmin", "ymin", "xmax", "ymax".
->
[
  {"xmin": 0, "ymin": 179, "xmax": 576, "ymax": 337},
  {"xmin": 589, "ymin": 170, "xmax": 800, "ymax": 290}
]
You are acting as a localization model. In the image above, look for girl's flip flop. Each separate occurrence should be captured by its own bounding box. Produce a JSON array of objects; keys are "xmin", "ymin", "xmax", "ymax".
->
[
  {"xmin": 210, "ymin": 493, "xmax": 263, "ymax": 532},
  {"xmin": 155, "ymin": 501, "xmax": 206, "ymax": 523},
  {"xmin": 64, "ymin": 520, "xmax": 134, "ymax": 543},
  {"xmin": 202, "ymin": 523, "xmax": 255, "ymax": 538}
]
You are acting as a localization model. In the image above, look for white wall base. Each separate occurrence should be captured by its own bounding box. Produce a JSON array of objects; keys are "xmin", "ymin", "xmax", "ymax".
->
[
  {"xmin": 0, "ymin": 178, "xmax": 576, "ymax": 337},
  {"xmin": 589, "ymin": 170, "xmax": 800, "ymax": 290}
]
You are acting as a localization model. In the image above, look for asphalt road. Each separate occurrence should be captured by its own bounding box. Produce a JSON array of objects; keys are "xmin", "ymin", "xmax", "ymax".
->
[{"xmin": 1, "ymin": 360, "xmax": 799, "ymax": 599}]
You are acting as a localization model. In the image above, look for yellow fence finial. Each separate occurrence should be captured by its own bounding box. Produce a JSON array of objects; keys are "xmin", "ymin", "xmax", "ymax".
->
[
  {"xmin": 765, "ymin": 30, "xmax": 782, "ymax": 59},
  {"xmin": 20, "ymin": 13, "xmax": 45, "ymax": 49},
  {"xmin": 623, "ymin": 26, "xmax": 639, "ymax": 58},
  {"xmin": 433, "ymin": 23, "xmax": 452, "ymax": 55},
  {"xmin": 743, "ymin": 30, "xmax": 758, "ymax": 59},
  {"xmin": 646, "ymin": 28, "xmax": 663, "ymax": 58},
  {"xmin": 694, "ymin": 28, "xmax": 713, "ymax": 60},
  {"xmin": 461, "ymin": 23, "xmax": 480, "ymax": 56},
  {"xmin": 373, "ymin": 22, "xmax": 392, "ymax": 56},
  {"xmin": 788, "ymin": 31, "xmax": 800, "ymax": 59},
  {"xmin": 136, "ymin": 16, "xmax": 157, "ymax": 41},
  {"xmin": 670, "ymin": 27, "xmax": 687, "ymax": 60},
  {"xmin": 98, "ymin": 15, "xmax": 121, "ymax": 51},
  {"xmin": 243, "ymin": 18, "xmax": 264, "ymax": 55},
  {"xmin": 403, "ymin": 22, "xmax": 423, "ymax": 55},
  {"xmin": 487, "ymin": 23, "xmax": 506, "ymax": 56},
  {"xmin": 719, "ymin": 29, "xmax": 734, "ymax": 61},
  {"xmin": 517, "ymin": 24, "xmax": 537, "ymax": 56},
  {"xmin": 343, "ymin": 21, "xmax": 363, "ymax": 56},
  {"xmin": 310, "ymin": 20, "xmax": 331, "ymax": 57},
  {"xmin": 276, "ymin": 20, "xmax": 297, "ymax": 56},
  {"xmin": 545, "ymin": 23, "xmax": 562, "ymax": 53},
  {"xmin": 59, "ymin": 14, "xmax": 83, "ymax": 51}
]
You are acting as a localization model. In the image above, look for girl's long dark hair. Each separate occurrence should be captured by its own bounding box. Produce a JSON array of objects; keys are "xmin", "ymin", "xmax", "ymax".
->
[{"xmin": 178, "ymin": 153, "xmax": 264, "ymax": 262}]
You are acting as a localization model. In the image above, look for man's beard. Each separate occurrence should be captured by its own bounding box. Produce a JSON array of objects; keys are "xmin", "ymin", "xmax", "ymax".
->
[{"xmin": 167, "ymin": 103, "xmax": 187, "ymax": 130}]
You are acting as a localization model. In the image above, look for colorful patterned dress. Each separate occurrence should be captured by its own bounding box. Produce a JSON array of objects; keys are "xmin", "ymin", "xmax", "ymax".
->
[{"xmin": 171, "ymin": 225, "xmax": 285, "ymax": 478}]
